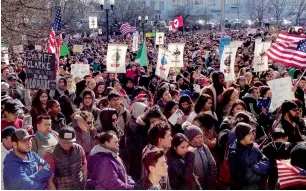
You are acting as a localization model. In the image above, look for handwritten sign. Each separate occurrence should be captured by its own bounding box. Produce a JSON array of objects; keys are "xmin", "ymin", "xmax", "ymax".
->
[
  {"xmin": 13, "ymin": 45, "xmax": 24, "ymax": 53},
  {"xmin": 267, "ymin": 77, "xmax": 294, "ymax": 112},
  {"xmin": 35, "ymin": 45, "xmax": 42, "ymax": 51},
  {"xmin": 26, "ymin": 52, "xmax": 56, "ymax": 90},
  {"xmin": 220, "ymin": 45, "xmax": 238, "ymax": 82},
  {"xmin": 73, "ymin": 45, "xmax": 83, "ymax": 53},
  {"xmin": 71, "ymin": 64, "xmax": 89, "ymax": 80},
  {"xmin": 106, "ymin": 44, "xmax": 128, "ymax": 73}
]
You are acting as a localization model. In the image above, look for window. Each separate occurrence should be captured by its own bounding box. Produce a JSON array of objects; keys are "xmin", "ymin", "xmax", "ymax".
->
[
  {"xmin": 173, "ymin": 0, "xmax": 180, "ymax": 6},
  {"xmin": 225, "ymin": 0, "xmax": 229, "ymax": 4},
  {"xmin": 150, "ymin": 1, "xmax": 155, "ymax": 9},
  {"xmin": 232, "ymin": 0, "xmax": 239, "ymax": 5},
  {"xmin": 159, "ymin": 1, "xmax": 164, "ymax": 10},
  {"xmin": 208, "ymin": 0, "xmax": 216, "ymax": 5}
]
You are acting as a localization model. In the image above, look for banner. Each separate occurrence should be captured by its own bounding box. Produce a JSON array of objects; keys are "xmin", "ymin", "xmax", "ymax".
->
[
  {"xmin": 220, "ymin": 45, "xmax": 238, "ymax": 82},
  {"xmin": 155, "ymin": 32, "xmax": 165, "ymax": 45},
  {"xmin": 89, "ymin": 17, "xmax": 98, "ymax": 29},
  {"xmin": 145, "ymin": 32, "xmax": 156, "ymax": 37},
  {"xmin": 168, "ymin": 43, "xmax": 185, "ymax": 67},
  {"xmin": 155, "ymin": 47, "xmax": 171, "ymax": 79},
  {"xmin": 106, "ymin": 44, "xmax": 128, "ymax": 73},
  {"xmin": 132, "ymin": 34, "xmax": 139, "ymax": 52},
  {"xmin": 267, "ymin": 77, "xmax": 294, "ymax": 112},
  {"xmin": 73, "ymin": 45, "xmax": 83, "ymax": 53},
  {"xmin": 253, "ymin": 41, "xmax": 271, "ymax": 72},
  {"xmin": 13, "ymin": 45, "xmax": 24, "ymax": 53},
  {"xmin": 35, "ymin": 45, "xmax": 42, "ymax": 51},
  {"xmin": 71, "ymin": 64, "xmax": 89, "ymax": 80},
  {"xmin": 219, "ymin": 37, "xmax": 231, "ymax": 59},
  {"xmin": 26, "ymin": 52, "xmax": 56, "ymax": 90}
]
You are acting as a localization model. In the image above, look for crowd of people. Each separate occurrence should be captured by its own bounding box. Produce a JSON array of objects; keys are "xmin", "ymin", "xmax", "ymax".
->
[{"xmin": 1, "ymin": 26, "xmax": 306, "ymax": 190}]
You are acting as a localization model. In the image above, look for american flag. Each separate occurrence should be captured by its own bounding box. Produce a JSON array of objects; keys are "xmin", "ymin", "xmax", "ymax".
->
[
  {"xmin": 47, "ymin": 7, "xmax": 62, "ymax": 69},
  {"xmin": 276, "ymin": 160, "xmax": 306, "ymax": 189},
  {"xmin": 120, "ymin": 23, "xmax": 136, "ymax": 36},
  {"xmin": 265, "ymin": 31, "xmax": 306, "ymax": 69}
]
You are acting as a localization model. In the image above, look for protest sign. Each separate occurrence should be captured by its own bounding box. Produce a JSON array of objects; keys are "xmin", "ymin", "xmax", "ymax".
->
[
  {"xmin": 253, "ymin": 41, "xmax": 271, "ymax": 72},
  {"xmin": 13, "ymin": 45, "xmax": 24, "ymax": 53},
  {"xmin": 219, "ymin": 37, "xmax": 231, "ymax": 59},
  {"xmin": 168, "ymin": 110, "xmax": 184, "ymax": 126},
  {"xmin": 73, "ymin": 45, "xmax": 83, "ymax": 53},
  {"xmin": 230, "ymin": 41, "xmax": 243, "ymax": 47},
  {"xmin": 267, "ymin": 77, "xmax": 294, "ymax": 112},
  {"xmin": 132, "ymin": 34, "xmax": 139, "ymax": 52},
  {"xmin": 106, "ymin": 44, "xmax": 128, "ymax": 73},
  {"xmin": 168, "ymin": 43, "xmax": 185, "ymax": 67},
  {"xmin": 98, "ymin": 29, "xmax": 102, "ymax": 35},
  {"xmin": 26, "ymin": 52, "xmax": 56, "ymax": 90},
  {"xmin": 89, "ymin": 17, "xmax": 98, "ymax": 29},
  {"xmin": 1, "ymin": 47, "xmax": 9, "ymax": 65},
  {"xmin": 71, "ymin": 64, "xmax": 90, "ymax": 80},
  {"xmin": 155, "ymin": 47, "xmax": 171, "ymax": 79},
  {"xmin": 155, "ymin": 32, "xmax": 165, "ymax": 45},
  {"xmin": 35, "ymin": 45, "xmax": 42, "ymax": 51},
  {"xmin": 145, "ymin": 32, "xmax": 156, "ymax": 37},
  {"xmin": 220, "ymin": 45, "xmax": 238, "ymax": 82}
]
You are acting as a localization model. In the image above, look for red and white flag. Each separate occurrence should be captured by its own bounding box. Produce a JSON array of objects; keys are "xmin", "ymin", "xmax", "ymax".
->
[
  {"xmin": 265, "ymin": 31, "xmax": 306, "ymax": 69},
  {"xmin": 276, "ymin": 160, "xmax": 306, "ymax": 189},
  {"xmin": 171, "ymin": 16, "xmax": 184, "ymax": 29}
]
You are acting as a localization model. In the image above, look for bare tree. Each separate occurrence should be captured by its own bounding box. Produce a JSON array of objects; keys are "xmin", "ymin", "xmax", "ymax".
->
[
  {"xmin": 295, "ymin": 0, "xmax": 306, "ymax": 25},
  {"xmin": 250, "ymin": 0, "xmax": 270, "ymax": 27},
  {"xmin": 168, "ymin": 5, "xmax": 195, "ymax": 22},
  {"xmin": 269, "ymin": 0, "xmax": 297, "ymax": 26},
  {"xmin": 1, "ymin": 0, "xmax": 53, "ymax": 46}
]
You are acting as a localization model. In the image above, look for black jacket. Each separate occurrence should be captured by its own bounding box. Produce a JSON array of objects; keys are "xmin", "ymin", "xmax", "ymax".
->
[
  {"xmin": 276, "ymin": 118, "xmax": 305, "ymax": 143},
  {"xmin": 242, "ymin": 93, "xmax": 260, "ymax": 117}
]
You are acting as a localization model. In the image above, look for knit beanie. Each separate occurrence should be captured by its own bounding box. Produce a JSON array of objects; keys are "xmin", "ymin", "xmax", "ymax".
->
[
  {"xmin": 290, "ymin": 145, "xmax": 306, "ymax": 170},
  {"xmin": 184, "ymin": 125, "xmax": 203, "ymax": 142},
  {"xmin": 235, "ymin": 122, "xmax": 252, "ymax": 141},
  {"xmin": 281, "ymin": 100, "xmax": 298, "ymax": 115},
  {"xmin": 176, "ymin": 74, "xmax": 184, "ymax": 82}
]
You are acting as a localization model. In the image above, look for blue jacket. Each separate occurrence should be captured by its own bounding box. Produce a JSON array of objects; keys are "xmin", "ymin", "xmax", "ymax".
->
[
  {"xmin": 3, "ymin": 150, "xmax": 52, "ymax": 190},
  {"xmin": 257, "ymin": 97, "xmax": 271, "ymax": 116},
  {"xmin": 228, "ymin": 141, "xmax": 270, "ymax": 190}
]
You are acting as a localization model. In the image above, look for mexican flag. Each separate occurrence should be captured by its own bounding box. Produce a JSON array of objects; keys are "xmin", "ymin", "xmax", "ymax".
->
[
  {"xmin": 60, "ymin": 43, "xmax": 69, "ymax": 56},
  {"xmin": 135, "ymin": 41, "xmax": 147, "ymax": 66}
]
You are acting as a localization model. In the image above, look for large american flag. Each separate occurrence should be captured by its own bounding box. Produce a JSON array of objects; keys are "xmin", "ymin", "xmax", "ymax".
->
[
  {"xmin": 47, "ymin": 7, "xmax": 62, "ymax": 68},
  {"xmin": 276, "ymin": 160, "xmax": 306, "ymax": 189},
  {"xmin": 120, "ymin": 23, "xmax": 136, "ymax": 36},
  {"xmin": 265, "ymin": 31, "xmax": 306, "ymax": 69}
]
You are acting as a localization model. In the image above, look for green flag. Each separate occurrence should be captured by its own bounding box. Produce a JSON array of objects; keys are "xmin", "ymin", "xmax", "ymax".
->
[
  {"xmin": 1, "ymin": 41, "xmax": 6, "ymax": 47},
  {"xmin": 135, "ymin": 41, "xmax": 147, "ymax": 67},
  {"xmin": 60, "ymin": 43, "xmax": 69, "ymax": 56}
]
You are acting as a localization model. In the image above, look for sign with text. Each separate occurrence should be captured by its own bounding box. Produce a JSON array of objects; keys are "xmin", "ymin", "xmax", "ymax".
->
[
  {"xmin": 71, "ymin": 64, "xmax": 89, "ymax": 80},
  {"xmin": 155, "ymin": 32, "xmax": 165, "ymax": 45},
  {"xmin": 73, "ymin": 45, "xmax": 83, "ymax": 53},
  {"xmin": 89, "ymin": 17, "xmax": 98, "ymax": 29},
  {"xmin": 155, "ymin": 47, "xmax": 171, "ymax": 79},
  {"xmin": 106, "ymin": 44, "xmax": 128, "ymax": 73},
  {"xmin": 35, "ymin": 45, "xmax": 42, "ymax": 51},
  {"xmin": 26, "ymin": 52, "xmax": 56, "ymax": 90},
  {"xmin": 267, "ymin": 77, "xmax": 294, "ymax": 112},
  {"xmin": 132, "ymin": 34, "xmax": 139, "ymax": 52},
  {"xmin": 253, "ymin": 41, "xmax": 271, "ymax": 72},
  {"xmin": 168, "ymin": 43, "xmax": 185, "ymax": 67},
  {"xmin": 13, "ymin": 45, "xmax": 24, "ymax": 53},
  {"xmin": 220, "ymin": 45, "xmax": 238, "ymax": 82}
]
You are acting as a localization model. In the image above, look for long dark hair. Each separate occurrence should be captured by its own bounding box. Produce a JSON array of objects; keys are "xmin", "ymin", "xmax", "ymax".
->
[
  {"xmin": 163, "ymin": 100, "xmax": 178, "ymax": 119},
  {"xmin": 58, "ymin": 95, "xmax": 75, "ymax": 124},
  {"xmin": 100, "ymin": 108, "xmax": 118, "ymax": 134},
  {"xmin": 167, "ymin": 133, "xmax": 190, "ymax": 158},
  {"xmin": 194, "ymin": 94, "xmax": 212, "ymax": 113},
  {"xmin": 31, "ymin": 89, "xmax": 50, "ymax": 111},
  {"xmin": 229, "ymin": 99, "xmax": 246, "ymax": 116}
]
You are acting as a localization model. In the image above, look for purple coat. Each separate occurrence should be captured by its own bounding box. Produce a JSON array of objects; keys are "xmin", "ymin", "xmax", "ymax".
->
[{"xmin": 87, "ymin": 145, "xmax": 135, "ymax": 190}]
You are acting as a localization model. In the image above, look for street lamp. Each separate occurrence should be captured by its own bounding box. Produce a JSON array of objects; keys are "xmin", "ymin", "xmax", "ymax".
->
[
  {"xmin": 138, "ymin": 15, "xmax": 148, "ymax": 42},
  {"xmin": 100, "ymin": 0, "xmax": 114, "ymax": 43}
]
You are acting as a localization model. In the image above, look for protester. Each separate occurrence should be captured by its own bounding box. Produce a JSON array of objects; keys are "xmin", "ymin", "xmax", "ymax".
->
[
  {"xmin": 46, "ymin": 100, "xmax": 66, "ymax": 133},
  {"xmin": 88, "ymin": 131, "xmax": 135, "ymax": 189},
  {"xmin": 1, "ymin": 100, "xmax": 23, "ymax": 130},
  {"xmin": 3, "ymin": 129, "xmax": 52, "ymax": 189},
  {"xmin": 30, "ymin": 89, "xmax": 50, "ymax": 131}
]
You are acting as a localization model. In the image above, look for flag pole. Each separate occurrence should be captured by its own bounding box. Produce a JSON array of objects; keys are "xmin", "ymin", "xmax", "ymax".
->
[{"xmin": 294, "ymin": 70, "xmax": 306, "ymax": 89}]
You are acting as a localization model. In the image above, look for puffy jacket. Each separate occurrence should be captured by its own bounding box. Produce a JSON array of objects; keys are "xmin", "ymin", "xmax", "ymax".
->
[
  {"xmin": 87, "ymin": 145, "xmax": 135, "ymax": 190},
  {"xmin": 228, "ymin": 140, "xmax": 270, "ymax": 190},
  {"xmin": 50, "ymin": 113, "xmax": 66, "ymax": 133},
  {"xmin": 3, "ymin": 150, "xmax": 52, "ymax": 190}
]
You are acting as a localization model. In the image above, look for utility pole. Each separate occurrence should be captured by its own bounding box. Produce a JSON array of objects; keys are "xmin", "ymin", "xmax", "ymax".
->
[{"xmin": 221, "ymin": 0, "xmax": 225, "ymax": 32}]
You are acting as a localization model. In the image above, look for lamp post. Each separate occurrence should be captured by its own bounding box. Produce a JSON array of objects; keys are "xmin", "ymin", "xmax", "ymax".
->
[
  {"xmin": 138, "ymin": 15, "xmax": 148, "ymax": 42},
  {"xmin": 100, "ymin": 0, "xmax": 114, "ymax": 43}
]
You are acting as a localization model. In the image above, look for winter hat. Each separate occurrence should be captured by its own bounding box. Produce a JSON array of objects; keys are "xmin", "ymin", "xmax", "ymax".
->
[
  {"xmin": 290, "ymin": 144, "xmax": 306, "ymax": 170},
  {"xmin": 235, "ymin": 122, "xmax": 252, "ymax": 141},
  {"xmin": 281, "ymin": 100, "xmax": 298, "ymax": 115},
  {"xmin": 184, "ymin": 125, "xmax": 203, "ymax": 142},
  {"xmin": 132, "ymin": 102, "xmax": 148, "ymax": 119}
]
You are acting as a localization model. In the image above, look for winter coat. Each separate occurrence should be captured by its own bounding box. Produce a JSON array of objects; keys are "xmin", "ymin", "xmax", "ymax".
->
[
  {"xmin": 276, "ymin": 118, "xmax": 305, "ymax": 143},
  {"xmin": 80, "ymin": 106, "xmax": 101, "ymax": 132},
  {"xmin": 193, "ymin": 144, "xmax": 218, "ymax": 189},
  {"xmin": 242, "ymin": 93, "xmax": 260, "ymax": 117},
  {"xmin": 167, "ymin": 152, "xmax": 197, "ymax": 190},
  {"xmin": 295, "ymin": 87, "xmax": 306, "ymax": 116},
  {"xmin": 228, "ymin": 141, "xmax": 270, "ymax": 190},
  {"xmin": 261, "ymin": 141, "xmax": 294, "ymax": 189},
  {"xmin": 257, "ymin": 97, "xmax": 271, "ymax": 117},
  {"xmin": 135, "ymin": 177, "xmax": 162, "ymax": 190},
  {"xmin": 87, "ymin": 145, "xmax": 135, "ymax": 190},
  {"xmin": 3, "ymin": 150, "xmax": 52, "ymax": 190}
]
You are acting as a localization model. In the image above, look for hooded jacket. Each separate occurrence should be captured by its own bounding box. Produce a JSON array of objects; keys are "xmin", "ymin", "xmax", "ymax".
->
[
  {"xmin": 242, "ymin": 93, "xmax": 260, "ymax": 117},
  {"xmin": 228, "ymin": 141, "xmax": 270, "ymax": 190},
  {"xmin": 3, "ymin": 150, "xmax": 52, "ymax": 190},
  {"xmin": 87, "ymin": 145, "xmax": 135, "ymax": 190},
  {"xmin": 54, "ymin": 77, "xmax": 70, "ymax": 100},
  {"xmin": 80, "ymin": 89, "xmax": 102, "ymax": 132},
  {"xmin": 50, "ymin": 112, "xmax": 66, "ymax": 133},
  {"xmin": 276, "ymin": 118, "xmax": 305, "ymax": 143}
]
